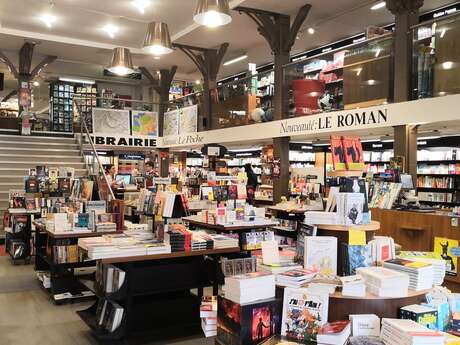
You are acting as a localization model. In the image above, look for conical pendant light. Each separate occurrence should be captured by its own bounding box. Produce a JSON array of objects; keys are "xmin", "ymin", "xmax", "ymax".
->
[
  {"xmin": 194, "ymin": 0, "xmax": 232, "ymax": 28},
  {"xmin": 143, "ymin": 22, "xmax": 173, "ymax": 55},
  {"xmin": 108, "ymin": 47, "xmax": 135, "ymax": 76}
]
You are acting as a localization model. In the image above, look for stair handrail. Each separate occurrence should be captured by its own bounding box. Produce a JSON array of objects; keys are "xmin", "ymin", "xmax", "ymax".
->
[{"xmin": 73, "ymin": 98, "xmax": 116, "ymax": 201}]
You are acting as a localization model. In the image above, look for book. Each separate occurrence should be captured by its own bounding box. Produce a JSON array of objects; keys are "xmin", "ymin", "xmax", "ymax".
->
[
  {"xmin": 336, "ymin": 192, "xmax": 365, "ymax": 225},
  {"xmin": 294, "ymin": 223, "xmax": 316, "ymax": 264},
  {"xmin": 281, "ymin": 287, "xmax": 329, "ymax": 342},
  {"xmin": 224, "ymin": 272, "xmax": 275, "ymax": 304},
  {"xmin": 341, "ymin": 243, "xmax": 372, "ymax": 276},
  {"xmin": 342, "ymin": 136, "xmax": 364, "ymax": 171},
  {"xmin": 331, "ymin": 136, "xmax": 346, "ymax": 170},
  {"xmin": 434, "ymin": 237, "xmax": 458, "ymax": 276},
  {"xmin": 383, "ymin": 258, "xmax": 434, "ymax": 291},
  {"xmin": 340, "ymin": 275, "xmax": 366, "ymax": 297},
  {"xmin": 349, "ymin": 314, "xmax": 380, "ymax": 337},
  {"xmin": 317, "ymin": 320, "xmax": 351, "ymax": 345},
  {"xmin": 304, "ymin": 236, "xmax": 337, "ymax": 276},
  {"xmin": 399, "ymin": 304, "xmax": 437, "ymax": 330},
  {"xmin": 348, "ymin": 336, "xmax": 384, "ymax": 345}
]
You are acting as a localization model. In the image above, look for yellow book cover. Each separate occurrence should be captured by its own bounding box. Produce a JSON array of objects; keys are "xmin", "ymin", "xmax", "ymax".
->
[{"xmin": 434, "ymin": 237, "xmax": 458, "ymax": 276}]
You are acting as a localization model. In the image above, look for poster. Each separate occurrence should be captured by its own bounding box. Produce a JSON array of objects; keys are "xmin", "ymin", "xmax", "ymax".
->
[
  {"xmin": 131, "ymin": 110, "xmax": 158, "ymax": 137},
  {"xmin": 163, "ymin": 109, "xmax": 179, "ymax": 136},
  {"xmin": 434, "ymin": 236, "xmax": 459, "ymax": 276},
  {"xmin": 179, "ymin": 104, "xmax": 198, "ymax": 134},
  {"xmin": 92, "ymin": 108, "xmax": 131, "ymax": 135}
]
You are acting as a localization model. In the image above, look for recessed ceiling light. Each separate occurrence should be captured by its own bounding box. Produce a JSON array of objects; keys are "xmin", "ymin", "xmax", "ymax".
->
[
  {"xmin": 131, "ymin": 0, "xmax": 150, "ymax": 14},
  {"xmin": 103, "ymin": 24, "xmax": 119, "ymax": 39},
  {"xmin": 371, "ymin": 1, "xmax": 386, "ymax": 10},
  {"xmin": 307, "ymin": 27, "xmax": 315, "ymax": 34},
  {"xmin": 441, "ymin": 61, "xmax": 454, "ymax": 70},
  {"xmin": 40, "ymin": 13, "xmax": 56, "ymax": 28},
  {"xmin": 223, "ymin": 54, "xmax": 248, "ymax": 66},
  {"xmin": 195, "ymin": 80, "xmax": 201, "ymax": 85},
  {"xmin": 33, "ymin": 81, "xmax": 40, "ymax": 87},
  {"xmin": 153, "ymin": 56, "xmax": 160, "ymax": 60}
]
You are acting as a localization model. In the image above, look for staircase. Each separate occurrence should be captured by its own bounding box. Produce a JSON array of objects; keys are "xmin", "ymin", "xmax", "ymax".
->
[{"xmin": 0, "ymin": 134, "xmax": 88, "ymax": 237}]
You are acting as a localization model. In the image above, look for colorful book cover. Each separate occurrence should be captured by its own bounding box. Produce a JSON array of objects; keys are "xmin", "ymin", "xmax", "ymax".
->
[
  {"xmin": 342, "ymin": 136, "xmax": 365, "ymax": 170},
  {"xmin": 346, "ymin": 244, "xmax": 372, "ymax": 275},
  {"xmin": 330, "ymin": 136, "xmax": 346, "ymax": 170},
  {"xmin": 281, "ymin": 287, "xmax": 329, "ymax": 342},
  {"xmin": 304, "ymin": 236, "xmax": 337, "ymax": 276},
  {"xmin": 434, "ymin": 237, "xmax": 458, "ymax": 276}
]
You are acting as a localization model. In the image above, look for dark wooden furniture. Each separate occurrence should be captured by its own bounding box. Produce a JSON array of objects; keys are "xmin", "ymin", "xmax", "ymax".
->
[
  {"xmin": 77, "ymin": 247, "xmax": 240, "ymax": 341},
  {"xmin": 183, "ymin": 216, "xmax": 278, "ymax": 232},
  {"xmin": 371, "ymin": 208, "xmax": 460, "ymax": 291}
]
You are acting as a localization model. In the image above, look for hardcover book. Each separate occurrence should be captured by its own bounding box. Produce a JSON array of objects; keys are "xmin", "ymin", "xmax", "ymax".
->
[
  {"xmin": 342, "ymin": 136, "xmax": 364, "ymax": 170},
  {"xmin": 331, "ymin": 136, "xmax": 346, "ymax": 170},
  {"xmin": 281, "ymin": 287, "xmax": 329, "ymax": 342}
]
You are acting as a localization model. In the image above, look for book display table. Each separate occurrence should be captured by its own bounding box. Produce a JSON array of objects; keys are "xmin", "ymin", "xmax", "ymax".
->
[
  {"xmin": 328, "ymin": 289, "xmax": 429, "ymax": 321},
  {"xmin": 78, "ymin": 247, "xmax": 240, "ymax": 341},
  {"xmin": 34, "ymin": 225, "xmax": 120, "ymax": 304},
  {"xmin": 183, "ymin": 216, "xmax": 278, "ymax": 233}
]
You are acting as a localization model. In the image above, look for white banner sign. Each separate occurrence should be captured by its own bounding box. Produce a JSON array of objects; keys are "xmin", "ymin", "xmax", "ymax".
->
[{"xmin": 157, "ymin": 95, "xmax": 460, "ymax": 148}]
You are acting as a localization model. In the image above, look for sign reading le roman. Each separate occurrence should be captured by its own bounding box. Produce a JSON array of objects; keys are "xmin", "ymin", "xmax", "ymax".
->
[
  {"xmin": 279, "ymin": 109, "xmax": 388, "ymax": 135},
  {"xmin": 90, "ymin": 135, "xmax": 157, "ymax": 148}
]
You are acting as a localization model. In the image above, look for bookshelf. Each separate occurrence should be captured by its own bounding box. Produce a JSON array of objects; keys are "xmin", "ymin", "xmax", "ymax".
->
[
  {"xmin": 77, "ymin": 248, "xmax": 239, "ymax": 341},
  {"xmin": 4, "ymin": 209, "xmax": 39, "ymax": 264}
]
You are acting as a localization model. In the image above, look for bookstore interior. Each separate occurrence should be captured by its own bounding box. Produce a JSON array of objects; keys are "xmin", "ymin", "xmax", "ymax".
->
[{"xmin": 4, "ymin": 1, "xmax": 460, "ymax": 345}]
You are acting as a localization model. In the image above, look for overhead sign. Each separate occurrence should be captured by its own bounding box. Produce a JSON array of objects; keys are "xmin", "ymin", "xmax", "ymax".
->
[
  {"xmin": 89, "ymin": 135, "xmax": 157, "ymax": 148},
  {"xmin": 157, "ymin": 95, "xmax": 460, "ymax": 149}
]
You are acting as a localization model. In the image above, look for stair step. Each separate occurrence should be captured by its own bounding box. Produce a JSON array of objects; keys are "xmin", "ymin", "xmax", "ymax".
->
[
  {"xmin": 0, "ymin": 168, "xmax": 87, "ymax": 176},
  {"xmin": 0, "ymin": 161, "xmax": 86, "ymax": 168},
  {"xmin": 0, "ymin": 134, "xmax": 76, "ymax": 143},
  {"xmin": 0, "ymin": 147, "xmax": 81, "ymax": 154},
  {"xmin": 0, "ymin": 154, "xmax": 83, "ymax": 162},
  {"xmin": 0, "ymin": 141, "xmax": 79, "ymax": 150},
  {"xmin": 0, "ymin": 176, "xmax": 29, "ymax": 183}
]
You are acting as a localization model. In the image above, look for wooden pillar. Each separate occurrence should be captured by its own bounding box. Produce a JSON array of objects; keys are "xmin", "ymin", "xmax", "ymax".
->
[
  {"xmin": 236, "ymin": 4, "xmax": 311, "ymax": 202},
  {"xmin": 387, "ymin": 0, "xmax": 423, "ymax": 178},
  {"xmin": 174, "ymin": 43, "xmax": 229, "ymax": 131},
  {"xmin": 140, "ymin": 66, "xmax": 177, "ymax": 178}
]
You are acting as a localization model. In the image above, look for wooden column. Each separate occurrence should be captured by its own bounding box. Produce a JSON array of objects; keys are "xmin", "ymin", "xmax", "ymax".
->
[
  {"xmin": 140, "ymin": 66, "xmax": 177, "ymax": 178},
  {"xmin": 236, "ymin": 4, "xmax": 311, "ymax": 202},
  {"xmin": 173, "ymin": 43, "xmax": 229, "ymax": 131},
  {"xmin": 0, "ymin": 42, "xmax": 56, "ymax": 113},
  {"xmin": 387, "ymin": 0, "xmax": 423, "ymax": 178}
]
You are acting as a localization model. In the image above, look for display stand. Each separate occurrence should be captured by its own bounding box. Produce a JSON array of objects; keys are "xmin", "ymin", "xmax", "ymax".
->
[
  {"xmin": 77, "ymin": 248, "xmax": 239, "ymax": 341},
  {"xmin": 34, "ymin": 225, "xmax": 120, "ymax": 304},
  {"xmin": 328, "ymin": 170, "xmax": 363, "ymax": 178},
  {"xmin": 5, "ymin": 209, "xmax": 40, "ymax": 264}
]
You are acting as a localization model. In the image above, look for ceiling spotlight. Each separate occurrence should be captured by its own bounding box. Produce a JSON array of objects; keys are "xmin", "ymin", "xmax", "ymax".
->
[
  {"xmin": 194, "ymin": 0, "xmax": 232, "ymax": 28},
  {"xmin": 108, "ymin": 47, "xmax": 135, "ymax": 76},
  {"xmin": 441, "ymin": 61, "xmax": 454, "ymax": 70},
  {"xmin": 143, "ymin": 22, "xmax": 174, "ymax": 55},
  {"xmin": 223, "ymin": 54, "xmax": 248, "ymax": 66},
  {"xmin": 40, "ymin": 13, "xmax": 56, "ymax": 28},
  {"xmin": 195, "ymin": 80, "xmax": 201, "ymax": 85},
  {"xmin": 103, "ymin": 24, "xmax": 119, "ymax": 39},
  {"xmin": 307, "ymin": 27, "xmax": 315, "ymax": 34},
  {"xmin": 371, "ymin": 1, "xmax": 386, "ymax": 10},
  {"xmin": 33, "ymin": 81, "xmax": 40, "ymax": 87},
  {"xmin": 131, "ymin": 0, "xmax": 150, "ymax": 14}
]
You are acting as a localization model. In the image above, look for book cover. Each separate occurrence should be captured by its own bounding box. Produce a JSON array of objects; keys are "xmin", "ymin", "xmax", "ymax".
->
[
  {"xmin": 295, "ymin": 224, "xmax": 316, "ymax": 264},
  {"xmin": 12, "ymin": 197, "xmax": 26, "ymax": 208},
  {"xmin": 25, "ymin": 198, "xmax": 36, "ymax": 211},
  {"xmin": 281, "ymin": 287, "xmax": 329, "ymax": 342},
  {"xmin": 399, "ymin": 304, "xmax": 437, "ymax": 330},
  {"xmin": 304, "ymin": 236, "xmax": 337, "ymax": 276},
  {"xmin": 434, "ymin": 237, "xmax": 458, "ymax": 276},
  {"xmin": 342, "ymin": 244, "xmax": 372, "ymax": 275},
  {"xmin": 25, "ymin": 177, "xmax": 38, "ymax": 193},
  {"xmin": 342, "ymin": 136, "xmax": 365, "ymax": 171},
  {"xmin": 330, "ymin": 136, "xmax": 346, "ymax": 170}
]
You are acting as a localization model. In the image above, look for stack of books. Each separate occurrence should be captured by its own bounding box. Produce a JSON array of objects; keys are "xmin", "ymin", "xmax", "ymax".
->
[
  {"xmin": 95, "ymin": 222, "xmax": 117, "ymax": 232},
  {"xmin": 224, "ymin": 272, "xmax": 275, "ymax": 304},
  {"xmin": 96, "ymin": 262, "xmax": 126, "ymax": 293},
  {"xmin": 398, "ymin": 251, "xmax": 446, "ymax": 286},
  {"xmin": 399, "ymin": 304, "xmax": 438, "ymax": 330},
  {"xmin": 383, "ymin": 258, "xmax": 434, "ymax": 291},
  {"xmin": 275, "ymin": 268, "xmax": 318, "ymax": 288},
  {"xmin": 340, "ymin": 275, "xmax": 366, "ymax": 297},
  {"xmin": 305, "ymin": 211, "xmax": 338, "ymax": 225},
  {"xmin": 191, "ymin": 231, "xmax": 214, "ymax": 251},
  {"xmin": 200, "ymin": 296, "xmax": 217, "ymax": 337},
  {"xmin": 258, "ymin": 249, "xmax": 303, "ymax": 274},
  {"xmin": 316, "ymin": 320, "xmax": 351, "ymax": 345},
  {"xmin": 349, "ymin": 314, "xmax": 380, "ymax": 337},
  {"xmin": 356, "ymin": 267, "xmax": 409, "ymax": 297},
  {"xmin": 166, "ymin": 224, "xmax": 192, "ymax": 252},
  {"xmin": 380, "ymin": 318, "xmax": 444, "ymax": 345},
  {"xmin": 208, "ymin": 233, "xmax": 239, "ymax": 249}
]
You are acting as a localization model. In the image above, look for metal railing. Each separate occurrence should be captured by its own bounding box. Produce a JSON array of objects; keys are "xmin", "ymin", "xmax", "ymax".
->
[{"xmin": 73, "ymin": 97, "xmax": 116, "ymax": 201}]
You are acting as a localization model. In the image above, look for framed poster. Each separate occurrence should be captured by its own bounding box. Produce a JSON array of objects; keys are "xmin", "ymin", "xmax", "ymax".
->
[
  {"xmin": 163, "ymin": 109, "xmax": 179, "ymax": 136},
  {"xmin": 179, "ymin": 104, "xmax": 198, "ymax": 134},
  {"xmin": 131, "ymin": 110, "xmax": 158, "ymax": 137},
  {"xmin": 92, "ymin": 108, "xmax": 131, "ymax": 135}
]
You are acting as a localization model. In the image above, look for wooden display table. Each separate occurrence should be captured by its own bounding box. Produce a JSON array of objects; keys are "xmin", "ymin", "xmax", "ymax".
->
[
  {"xmin": 183, "ymin": 216, "xmax": 278, "ymax": 232},
  {"xmin": 328, "ymin": 170, "xmax": 363, "ymax": 178},
  {"xmin": 78, "ymin": 247, "xmax": 240, "ymax": 342},
  {"xmin": 328, "ymin": 289, "xmax": 429, "ymax": 321}
]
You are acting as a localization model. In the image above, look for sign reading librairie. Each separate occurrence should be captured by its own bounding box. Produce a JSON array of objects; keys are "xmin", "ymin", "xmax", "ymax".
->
[
  {"xmin": 89, "ymin": 135, "xmax": 157, "ymax": 148},
  {"xmin": 157, "ymin": 95, "xmax": 460, "ymax": 148}
]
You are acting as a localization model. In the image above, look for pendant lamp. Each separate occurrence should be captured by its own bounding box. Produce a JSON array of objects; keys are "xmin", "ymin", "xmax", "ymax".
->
[
  {"xmin": 194, "ymin": 0, "xmax": 232, "ymax": 28},
  {"xmin": 143, "ymin": 22, "xmax": 173, "ymax": 55},
  {"xmin": 108, "ymin": 47, "xmax": 135, "ymax": 76}
]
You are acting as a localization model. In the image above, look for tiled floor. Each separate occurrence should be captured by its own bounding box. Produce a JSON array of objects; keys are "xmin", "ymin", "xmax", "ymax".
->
[{"xmin": 0, "ymin": 256, "xmax": 214, "ymax": 345}]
